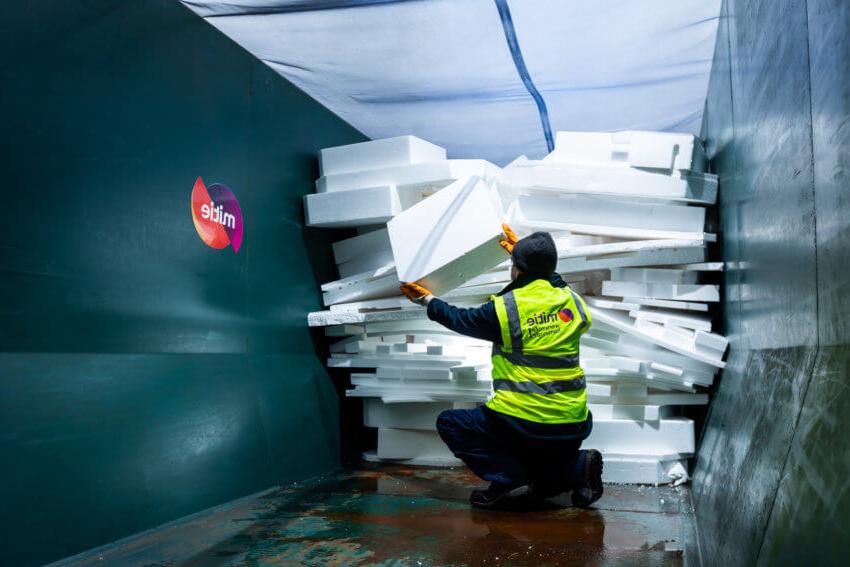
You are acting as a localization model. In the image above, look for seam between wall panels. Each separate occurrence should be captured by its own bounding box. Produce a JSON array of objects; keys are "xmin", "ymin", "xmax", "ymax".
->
[
  {"xmin": 753, "ymin": 0, "xmax": 821, "ymax": 563},
  {"xmin": 493, "ymin": 0, "xmax": 555, "ymax": 152}
]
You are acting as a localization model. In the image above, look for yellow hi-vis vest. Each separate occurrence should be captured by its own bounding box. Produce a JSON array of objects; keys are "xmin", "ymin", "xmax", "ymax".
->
[{"xmin": 486, "ymin": 279, "xmax": 592, "ymax": 424}]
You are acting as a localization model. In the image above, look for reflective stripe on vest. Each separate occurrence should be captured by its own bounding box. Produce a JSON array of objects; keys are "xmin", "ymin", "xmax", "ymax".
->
[
  {"xmin": 493, "ymin": 376, "xmax": 586, "ymax": 394},
  {"xmin": 491, "ymin": 346, "xmax": 580, "ymax": 369},
  {"xmin": 486, "ymin": 279, "xmax": 591, "ymax": 424}
]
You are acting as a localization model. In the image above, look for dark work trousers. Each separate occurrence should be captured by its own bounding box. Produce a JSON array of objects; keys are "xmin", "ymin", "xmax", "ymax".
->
[{"xmin": 437, "ymin": 406, "xmax": 590, "ymax": 496}]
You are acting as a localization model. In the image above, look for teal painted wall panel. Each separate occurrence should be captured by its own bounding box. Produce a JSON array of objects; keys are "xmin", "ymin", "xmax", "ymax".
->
[{"xmin": 0, "ymin": 0, "xmax": 365, "ymax": 564}]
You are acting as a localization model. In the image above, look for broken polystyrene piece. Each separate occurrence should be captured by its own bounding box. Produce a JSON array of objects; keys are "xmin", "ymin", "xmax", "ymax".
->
[
  {"xmin": 319, "ymin": 135, "xmax": 446, "ymax": 177},
  {"xmin": 388, "ymin": 176, "xmax": 505, "ymax": 295},
  {"xmin": 363, "ymin": 399, "xmax": 452, "ymax": 430},
  {"xmin": 504, "ymin": 158, "xmax": 717, "ymax": 204},
  {"xmin": 316, "ymin": 159, "xmax": 501, "ymax": 193},
  {"xmin": 514, "ymin": 193, "xmax": 706, "ymax": 239},
  {"xmin": 547, "ymin": 131, "xmax": 706, "ymax": 173},
  {"xmin": 601, "ymin": 453, "xmax": 692, "ymax": 485},
  {"xmin": 304, "ymin": 185, "xmax": 402, "ymax": 228},
  {"xmin": 602, "ymin": 281, "xmax": 720, "ymax": 302},
  {"xmin": 610, "ymin": 267, "xmax": 698, "ymax": 285},
  {"xmin": 584, "ymin": 417, "xmax": 695, "ymax": 455}
]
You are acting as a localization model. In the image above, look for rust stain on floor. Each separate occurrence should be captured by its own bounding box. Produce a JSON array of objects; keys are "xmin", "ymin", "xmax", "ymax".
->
[{"xmin": 57, "ymin": 465, "xmax": 699, "ymax": 566}]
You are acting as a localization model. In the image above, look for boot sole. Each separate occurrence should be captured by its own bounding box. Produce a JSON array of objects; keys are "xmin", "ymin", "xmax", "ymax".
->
[{"xmin": 572, "ymin": 450, "xmax": 604, "ymax": 508}]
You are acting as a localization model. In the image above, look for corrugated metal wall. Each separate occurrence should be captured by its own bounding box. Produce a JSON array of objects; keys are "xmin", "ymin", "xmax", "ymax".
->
[
  {"xmin": 0, "ymin": 1, "xmax": 365, "ymax": 565},
  {"xmin": 695, "ymin": 0, "xmax": 850, "ymax": 564}
]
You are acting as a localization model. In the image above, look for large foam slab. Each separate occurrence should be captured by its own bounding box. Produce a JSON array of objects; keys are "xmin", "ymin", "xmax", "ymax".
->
[
  {"xmin": 388, "ymin": 176, "xmax": 505, "ymax": 294},
  {"xmin": 515, "ymin": 193, "xmax": 706, "ymax": 239},
  {"xmin": 547, "ymin": 130, "xmax": 707, "ymax": 172},
  {"xmin": 304, "ymin": 185, "xmax": 401, "ymax": 228},
  {"xmin": 376, "ymin": 428, "xmax": 456, "ymax": 460},
  {"xmin": 505, "ymin": 158, "xmax": 717, "ymax": 204},
  {"xmin": 319, "ymin": 135, "xmax": 446, "ymax": 177},
  {"xmin": 584, "ymin": 417, "xmax": 695, "ymax": 455}
]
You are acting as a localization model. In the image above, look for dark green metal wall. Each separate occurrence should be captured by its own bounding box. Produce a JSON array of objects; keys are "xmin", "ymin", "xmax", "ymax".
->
[
  {"xmin": 694, "ymin": 0, "xmax": 850, "ymax": 565},
  {"xmin": 0, "ymin": 1, "xmax": 365, "ymax": 565}
]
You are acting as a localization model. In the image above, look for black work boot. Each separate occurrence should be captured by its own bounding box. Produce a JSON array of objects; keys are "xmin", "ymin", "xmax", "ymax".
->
[
  {"xmin": 571, "ymin": 449, "xmax": 604, "ymax": 508},
  {"xmin": 470, "ymin": 483, "xmax": 532, "ymax": 509}
]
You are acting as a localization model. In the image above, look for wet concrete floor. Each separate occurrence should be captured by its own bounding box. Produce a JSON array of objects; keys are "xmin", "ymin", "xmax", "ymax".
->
[{"xmin": 57, "ymin": 465, "xmax": 699, "ymax": 566}]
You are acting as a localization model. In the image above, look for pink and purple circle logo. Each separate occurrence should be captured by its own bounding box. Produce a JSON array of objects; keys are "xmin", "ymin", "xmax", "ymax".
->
[
  {"xmin": 191, "ymin": 177, "xmax": 243, "ymax": 253},
  {"xmin": 558, "ymin": 308, "xmax": 574, "ymax": 323}
]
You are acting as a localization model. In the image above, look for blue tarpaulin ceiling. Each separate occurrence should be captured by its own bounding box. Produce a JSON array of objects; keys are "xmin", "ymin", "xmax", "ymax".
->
[{"xmin": 182, "ymin": 0, "xmax": 721, "ymax": 165}]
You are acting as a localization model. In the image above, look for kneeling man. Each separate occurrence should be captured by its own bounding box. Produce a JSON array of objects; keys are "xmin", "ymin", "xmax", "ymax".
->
[{"xmin": 401, "ymin": 226, "xmax": 603, "ymax": 509}]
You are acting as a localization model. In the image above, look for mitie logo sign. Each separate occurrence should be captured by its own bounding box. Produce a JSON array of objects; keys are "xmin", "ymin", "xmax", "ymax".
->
[
  {"xmin": 526, "ymin": 308, "xmax": 574, "ymax": 339},
  {"xmin": 191, "ymin": 177, "xmax": 243, "ymax": 252}
]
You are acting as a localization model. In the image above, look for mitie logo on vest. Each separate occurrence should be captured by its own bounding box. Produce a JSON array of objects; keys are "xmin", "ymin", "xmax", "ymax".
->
[
  {"xmin": 525, "ymin": 308, "xmax": 574, "ymax": 339},
  {"xmin": 190, "ymin": 176, "xmax": 244, "ymax": 252}
]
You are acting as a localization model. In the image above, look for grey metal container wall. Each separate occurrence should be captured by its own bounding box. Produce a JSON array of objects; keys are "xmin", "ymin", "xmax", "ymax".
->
[{"xmin": 693, "ymin": 0, "xmax": 850, "ymax": 565}]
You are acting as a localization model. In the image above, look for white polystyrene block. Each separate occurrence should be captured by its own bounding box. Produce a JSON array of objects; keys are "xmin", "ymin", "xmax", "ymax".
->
[
  {"xmin": 556, "ymin": 240, "xmax": 705, "ymax": 273},
  {"xmin": 324, "ymin": 324, "xmax": 365, "ymax": 336},
  {"xmin": 322, "ymin": 272, "xmax": 400, "ymax": 306},
  {"xmin": 317, "ymin": 159, "xmax": 500, "ymax": 193},
  {"xmin": 601, "ymin": 454, "xmax": 691, "ymax": 485},
  {"xmin": 504, "ymin": 160, "xmax": 717, "ymax": 204},
  {"xmin": 602, "ymin": 281, "xmax": 720, "ymax": 302},
  {"xmin": 584, "ymin": 418, "xmax": 694, "ymax": 455},
  {"xmin": 388, "ymin": 176, "xmax": 505, "ymax": 295},
  {"xmin": 319, "ymin": 136, "xmax": 446, "ymax": 177},
  {"xmin": 610, "ymin": 268, "xmax": 698, "ymax": 285},
  {"xmin": 588, "ymin": 404, "xmax": 661, "ymax": 421},
  {"xmin": 515, "ymin": 194, "xmax": 706, "ymax": 239},
  {"xmin": 329, "ymin": 297, "xmax": 411, "ymax": 313},
  {"xmin": 332, "ymin": 229, "xmax": 391, "ymax": 265},
  {"xmin": 547, "ymin": 131, "xmax": 706, "ymax": 172},
  {"xmin": 304, "ymin": 185, "xmax": 401, "ymax": 228},
  {"xmin": 363, "ymin": 399, "xmax": 450, "ymax": 430},
  {"xmin": 622, "ymin": 297, "xmax": 709, "ymax": 312},
  {"xmin": 307, "ymin": 308, "xmax": 428, "ymax": 327}
]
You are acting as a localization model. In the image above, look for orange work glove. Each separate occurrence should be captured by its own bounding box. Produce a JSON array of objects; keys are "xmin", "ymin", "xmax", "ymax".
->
[
  {"xmin": 400, "ymin": 282, "xmax": 434, "ymax": 306},
  {"xmin": 499, "ymin": 223, "xmax": 519, "ymax": 254}
]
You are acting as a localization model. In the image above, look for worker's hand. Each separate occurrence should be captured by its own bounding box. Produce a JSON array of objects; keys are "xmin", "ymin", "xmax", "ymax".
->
[
  {"xmin": 499, "ymin": 223, "xmax": 519, "ymax": 254},
  {"xmin": 400, "ymin": 282, "xmax": 434, "ymax": 306}
]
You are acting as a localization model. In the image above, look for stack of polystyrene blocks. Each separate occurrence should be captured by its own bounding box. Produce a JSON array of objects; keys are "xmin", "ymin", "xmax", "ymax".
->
[{"xmin": 306, "ymin": 131, "xmax": 727, "ymax": 485}]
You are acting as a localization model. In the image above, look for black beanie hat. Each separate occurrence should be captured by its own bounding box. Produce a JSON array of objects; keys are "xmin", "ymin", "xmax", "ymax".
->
[{"xmin": 511, "ymin": 231, "xmax": 557, "ymax": 277}]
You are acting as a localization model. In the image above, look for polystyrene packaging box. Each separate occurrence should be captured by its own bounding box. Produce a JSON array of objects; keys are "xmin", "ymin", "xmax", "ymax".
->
[
  {"xmin": 547, "ymin": 130, "xmax": 706, "ymax": 172},
  {"xmin": 388, "ymin": 175, "xmax": 505, "ymax": 296},
  {"xmin": 319, "ymin": 135, "xmax": 447, "ymax": 177}
]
